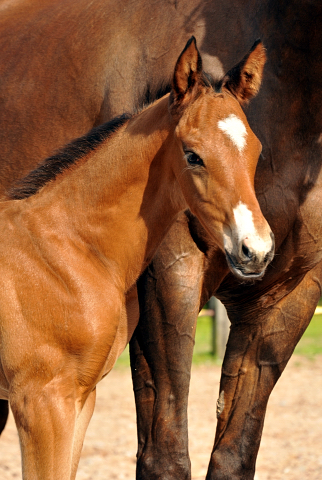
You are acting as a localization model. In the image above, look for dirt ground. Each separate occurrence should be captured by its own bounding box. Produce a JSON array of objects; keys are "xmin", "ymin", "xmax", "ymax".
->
[{"xmin": 0, "ymin": 355, "xmax": 321, "ymax": 480}]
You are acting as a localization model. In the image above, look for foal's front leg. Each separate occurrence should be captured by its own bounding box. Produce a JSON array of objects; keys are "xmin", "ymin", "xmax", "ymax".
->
[
  {"xmin": 10, "ymin": 373, "xmax": 83, "ymax": 480},
  {"xmin": 11, "ymin": 387, "xmax": 95, "ymax": 480},
  {"xmin": 71, "ymin": 388, "xmax": 96, "ymax": 480},
  {"xmin": 8, "ymin": 287, "xmax": 130, "ymax": 480}
]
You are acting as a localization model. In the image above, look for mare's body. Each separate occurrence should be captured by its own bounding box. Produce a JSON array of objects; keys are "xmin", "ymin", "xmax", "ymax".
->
[
  {"xmin": 132, "ymin": 3, "xmax": 322, "ymax": 480},
  {"xmin": 0, "ymin": 1, "xmax": 320, "ymax": 479},
  {"xmin": 0, "ymin": 0, "xmax": 231, "ymax": 194}
]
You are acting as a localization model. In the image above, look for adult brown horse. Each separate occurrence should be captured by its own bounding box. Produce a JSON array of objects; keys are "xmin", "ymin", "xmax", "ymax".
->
[
  {"xmin": 0, "ymin": 38, "xmax": 270, "ymax": 479},
  {"xmin": 131, "ymin": 3, "xmax": 322, "ymax": 480},
  {"xmin": 0, "ymin": 1, "xmax": 320, "ymax": 480}
]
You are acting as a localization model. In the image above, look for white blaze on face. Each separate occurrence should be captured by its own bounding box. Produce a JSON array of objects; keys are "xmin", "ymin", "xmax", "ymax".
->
[
  {"xmin": 218, "ymin": 114, "xmax": 247, "ymax": 153},
  {"xmin": 233, "ymin": 202, "xmax": 256, "ymax": 241},
  {"xmin": 223, "ymin": 202, "xmax": 270, "ymax": 255},
  {"xmin": 232, "ymin": 202, "xmax": 269, "ymax": 254}
]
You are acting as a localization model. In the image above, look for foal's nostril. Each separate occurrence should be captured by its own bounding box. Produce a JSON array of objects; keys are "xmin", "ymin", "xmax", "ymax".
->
[{"xmin": 242, "ymin": 243, "xmax": 252, "ymax": 260}]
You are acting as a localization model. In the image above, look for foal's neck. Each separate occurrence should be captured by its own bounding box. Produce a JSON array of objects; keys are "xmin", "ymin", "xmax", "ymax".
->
[{"xmin": 28, "ymin": 96, "xmax": 186, "ymax": 287}]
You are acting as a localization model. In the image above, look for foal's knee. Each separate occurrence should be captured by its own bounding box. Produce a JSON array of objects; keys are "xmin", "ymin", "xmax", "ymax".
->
[{"xmin": 9, "ymin": 378, "xmax": 81, "ymax": 480}]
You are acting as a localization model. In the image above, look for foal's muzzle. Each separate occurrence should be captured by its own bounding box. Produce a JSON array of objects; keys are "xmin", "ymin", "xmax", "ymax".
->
[{"xmin": 225, "ymin": 231, "xmax": 275, "ymax": 281}]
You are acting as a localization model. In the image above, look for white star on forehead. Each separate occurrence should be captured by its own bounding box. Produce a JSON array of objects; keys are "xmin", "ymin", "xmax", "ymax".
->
[{"xmin": 218, "ymin": 114, "xmax": 247, "ymax": 152}]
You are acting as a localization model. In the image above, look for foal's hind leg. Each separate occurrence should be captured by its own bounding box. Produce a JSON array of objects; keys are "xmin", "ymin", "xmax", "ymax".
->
[{"xmin": 206, "ymin": 263, "xmax": 322, "ymax": 480}]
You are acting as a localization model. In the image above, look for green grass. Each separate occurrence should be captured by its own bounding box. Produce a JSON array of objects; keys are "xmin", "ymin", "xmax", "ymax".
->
[
  {"xmin": 193, "ymin": 315, "xmax": 219, "ymax": 364},
  {"xmin": 196, "ymin": 311, "xmax": 322, "ymax": 360},
  {"xmin": 294, "ymin": 312, "xmax": 322, "ymax": 356},
  {"xmin": 114, "ymin": 345, "xmax": 130, "ymax": 368},
  {"xmin": 113, "ymin": 306, "xmax": 322, "ymax": 369}
]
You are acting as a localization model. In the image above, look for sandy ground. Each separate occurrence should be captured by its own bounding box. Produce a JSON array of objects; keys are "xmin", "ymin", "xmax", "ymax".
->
[{"xmin": 0, "ymin": 355, "xmax": 321, "ymax": 480}]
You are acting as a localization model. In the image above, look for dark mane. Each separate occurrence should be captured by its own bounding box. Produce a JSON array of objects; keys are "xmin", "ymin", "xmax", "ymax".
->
[
  {"xmin": 202, "ymin": 71, "xmax": 223, "ymax": 93},
  {"xmin": 137, "ymin": 81, "xmax": 172, "ymax": 112},
  {"xmin": 8, "ymin": 113, "xmax": 132, "ymax": 200},
  {"xmin": 136, "ymin": 71, "xmax": 220, "ymax": 112}
]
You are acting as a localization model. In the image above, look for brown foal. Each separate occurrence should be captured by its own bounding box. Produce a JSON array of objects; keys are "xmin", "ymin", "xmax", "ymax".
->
[{"xmin": 0, "ymin": 38, "xmax": 272, "ymax": 479}]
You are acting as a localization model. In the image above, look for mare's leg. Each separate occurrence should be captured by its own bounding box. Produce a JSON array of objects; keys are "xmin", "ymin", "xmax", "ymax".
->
[
  {"xmin": 131, "ymin": 213, "xmax": 228, "ymax": 480},
  {"xmin": 131, "ymin": 215, "xmax": 203, "ymax": 480},
  {"xmin": 207, "ymin": 262, "xmax": 322, "ymax": 480}
]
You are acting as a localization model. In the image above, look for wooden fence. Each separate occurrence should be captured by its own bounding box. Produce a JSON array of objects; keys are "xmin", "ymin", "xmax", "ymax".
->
[{"xmin": 199, "ymin": 297, "xmax": 230, "ymax": 360}]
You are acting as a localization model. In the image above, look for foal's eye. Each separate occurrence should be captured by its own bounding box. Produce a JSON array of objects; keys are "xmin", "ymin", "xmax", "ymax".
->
[{"xmin": 185, "ymin": 151, "xmax": 204, "ymax": 167}]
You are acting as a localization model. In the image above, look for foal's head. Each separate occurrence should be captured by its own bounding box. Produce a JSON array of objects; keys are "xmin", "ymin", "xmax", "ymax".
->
[{"xmin": 169, "ymin": 37, "xmax": 274, "ymax": 281}]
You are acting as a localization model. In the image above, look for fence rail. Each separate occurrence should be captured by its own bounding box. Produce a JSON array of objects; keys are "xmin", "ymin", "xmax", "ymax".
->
[{"xmin": 199, "ymin": 297, "xmax": 230, "ymax": 360}]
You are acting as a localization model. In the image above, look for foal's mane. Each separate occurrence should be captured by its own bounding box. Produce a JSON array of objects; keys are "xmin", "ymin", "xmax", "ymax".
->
[
  {"xmin": 8, "ymin": 113, "xmax": 132, "ymax": 200},
  {"xmin": 137, "ymin": 72, "xmax": 220, "ymax": 112}
]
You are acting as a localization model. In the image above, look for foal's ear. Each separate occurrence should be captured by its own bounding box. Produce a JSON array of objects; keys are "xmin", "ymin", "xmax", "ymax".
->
[
  {"xmin": 221, "ymin": 40, "xmax": 266, "ymax": 105},
  {"xmin": 169, "ymin": 36, "xmax": 203, "ymax": 117}
]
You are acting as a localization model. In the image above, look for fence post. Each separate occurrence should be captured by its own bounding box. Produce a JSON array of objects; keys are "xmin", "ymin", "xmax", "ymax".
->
[{"xmin": 209, "ymin": 296, "xmax": 230, "ymax": 360}]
